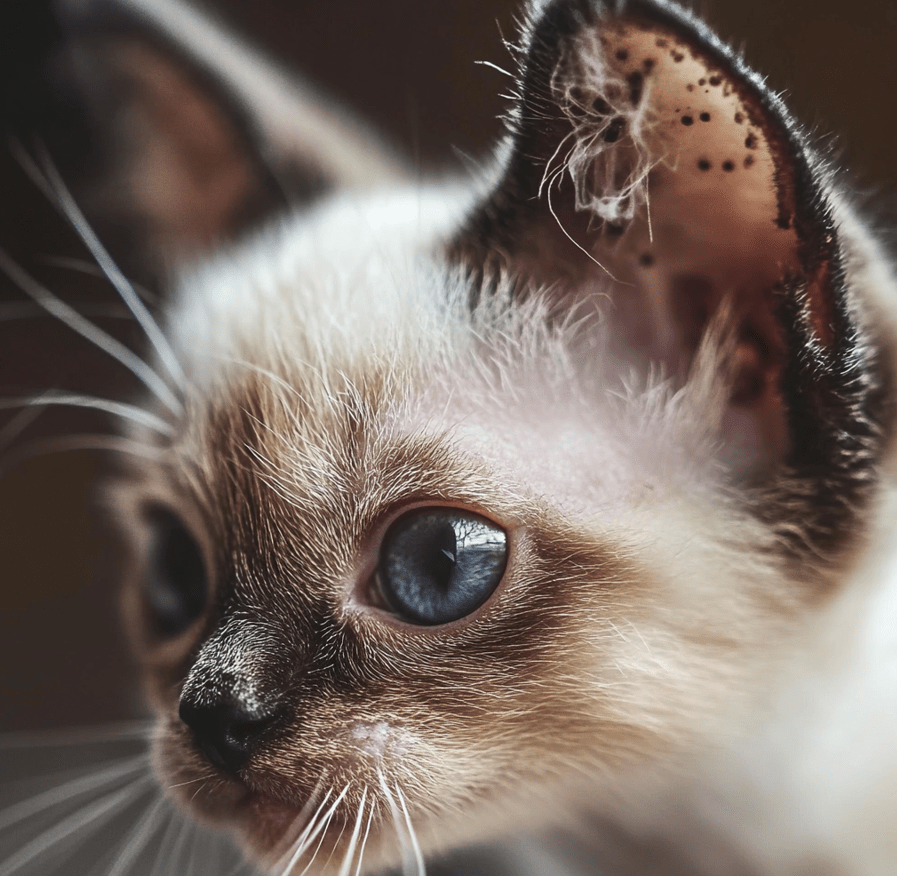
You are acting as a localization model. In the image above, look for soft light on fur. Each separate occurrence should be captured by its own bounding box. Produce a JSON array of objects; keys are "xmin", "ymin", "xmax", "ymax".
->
[{"xmin": 5, "ymin": 0, "xmax": 897, "ymax": 874}]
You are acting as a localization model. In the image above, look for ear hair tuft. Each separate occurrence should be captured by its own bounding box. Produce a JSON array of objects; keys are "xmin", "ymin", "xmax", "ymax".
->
[{"xmin": 546, "ymin": 26, "xmax": 657, "ymax": 226}]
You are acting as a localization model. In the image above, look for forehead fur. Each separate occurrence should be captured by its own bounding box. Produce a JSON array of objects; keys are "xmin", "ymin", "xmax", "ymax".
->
[{"xmin": 162, "ymin": 181, "xmax": 744, "ymax": 532}]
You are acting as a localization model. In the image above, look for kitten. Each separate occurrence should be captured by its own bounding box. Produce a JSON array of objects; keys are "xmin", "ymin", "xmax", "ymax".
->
[{"xmin": 3, "ymin": 0, "xmax": 897, "ymax": 875}]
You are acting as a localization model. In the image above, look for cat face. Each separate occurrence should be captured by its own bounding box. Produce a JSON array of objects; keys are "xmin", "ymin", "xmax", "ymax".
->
[{"xmin": 23, "ymin": 0, "xmax": 897, "ymax": 873}]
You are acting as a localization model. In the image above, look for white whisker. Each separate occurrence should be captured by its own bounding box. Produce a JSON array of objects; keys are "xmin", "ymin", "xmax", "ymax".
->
[
  {"xmin": 0, "ymin": 405, "xmax": 44, "ymax": 452},
  {"xmin": 289, "ymin": 784, "xmax": 350, "ymax": 876},
  {"xmin": 376, "ymin": 772, "xmax": 410, "ymax": 874},
  {"xmin": 0, "ymin": 393, "xmax": 175, "ymax": 436},
  {"xmin": 473, "ymin": 59, "xmax": 515, "ymax": 78},
  {"xmin": 0, "ymin": 246, "xmax": 182, "ymax": 415},
  {"xmin": 353, "ymin": 804, "xmax": 374, "ymax": 876},
  {"xmin": 0, "ymin": 775, "xmax": 152, "ymax": 876},
  {"xmin": 105, "ymin": 793, "xmax": 171, "ymax": 876},
  {"xmin": 147, "ymin": 805, "xmax": 190, "ymax": 876},
  {"xmin": 0, "ymin": 754, "xmax": 148, "ymax": 832},
  {"xmin": 271, "ymin": 779, "xmax": 329, "ymax": 874},
  {"xmin": 0, "ymin": 433, "xmax": 163, "ymax": 479},
  {"xmin": 167, "ymin": 773, "xmax": 215, "ymax": 790},
  {"xmin": 0, "ymin": 301, "xmax": 133, "ymax": 322},
  {"xmin": 16, "ymin": 144, "xmax": 186, "ymax": 392},
  {"xmin": 0, "ymin": 721, "xmax": 153, "ymax": 751},
  {"xmin": 317, "ymin": 812, "xmax": 350, "ymax": 875},
  {"xmin": 296, "ymin": 802, "xmax": 339, "ymax": 876},
  {"xmin": 278, "ymin": 787, "xmax": 335, "ymax": 876},
  {"xmin": 337, "ymin": 789, "xmax": 368, "ymax": 876},
  {"xmin": 38, "ymin": 255, "xmax": 159, "ymax": 306},
  {"xmin": 395, "ymin": 785, "xmax": 425, "ymax": 876}
]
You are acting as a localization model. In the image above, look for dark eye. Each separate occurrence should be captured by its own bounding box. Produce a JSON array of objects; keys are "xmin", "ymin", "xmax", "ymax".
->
[
  {"xmin": 143, "ymin": 508, "xmax": 208, "ymax": 637},
  {"xmin": 376, "ymin": 509, "xmax": 508, "ymax": 625}
]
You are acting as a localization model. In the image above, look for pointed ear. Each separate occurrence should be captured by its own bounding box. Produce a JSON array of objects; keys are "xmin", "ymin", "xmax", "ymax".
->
[
  {"xmin": 14, "ymin": 0, "xmax": 404, "ymax": 269},
  {"xmin": 453, "ymin": 0, "xmax": 887, "ymax": 550}
]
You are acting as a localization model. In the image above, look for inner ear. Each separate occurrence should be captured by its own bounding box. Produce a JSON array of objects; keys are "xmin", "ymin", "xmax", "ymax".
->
[
  {"xmin": 460, "ymin": 3, "xmax": 846, "ymax": 470},
  {"xmin": 555, "ymin": 16, "xmax": 802, "ymax": 455}
]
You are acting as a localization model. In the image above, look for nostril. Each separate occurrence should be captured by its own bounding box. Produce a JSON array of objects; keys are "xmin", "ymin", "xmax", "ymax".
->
[{"xmin": 178, "ymin": 698, "xmax": 281, "ymax": 775}]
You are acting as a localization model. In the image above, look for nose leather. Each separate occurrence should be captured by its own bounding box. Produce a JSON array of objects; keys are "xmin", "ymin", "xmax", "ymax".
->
[{"xmin": 178, "ymin": 697, "xmax": 280, "ymax": 774}]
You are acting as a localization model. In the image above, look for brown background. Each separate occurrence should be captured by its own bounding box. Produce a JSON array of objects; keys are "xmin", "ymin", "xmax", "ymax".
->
[{"xmin": 1, "ymin": 0, "xmax": 896, "ymax": 732}]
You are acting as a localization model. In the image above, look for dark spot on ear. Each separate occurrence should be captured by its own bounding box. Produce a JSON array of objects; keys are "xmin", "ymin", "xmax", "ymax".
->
[
  {"xmin": 616, "ymin": 48, "xmax": 629, "ymax": 61},
  {"xmin": 627, "ymin": 71, "xmax": 644, "ymax": 105},
  {"xmin": 697, "ymin": 158, "xmax": 711, "ymax": 171},
  {"xmin": 638, "ymin": 252, "xmax": 654, "ymax": 267},
  {"xmin": 708, "ymin": 75, "xmax": 722, "ymax": 87},
  {"xmin": 745, "ymin": 133, "xmax": 758, "ymax": 149},
  {"xmin": 672, "ymin": 51, "xmax": 684, "ymax": 62},
  {"xmin": 681, "ymin": 115, "xmax": 694, "ymax": 126},
  {"xmin": 603, "ymin": 116, "xmax": 625, "ymax": 142},
  {"xmin": 744, "ymin": 154, "xmax": 755, "ymax": 168},
  {"xmin": 734, "ymin": 111, "xmax": 745, "ymax": 124},
  {"xmin": 656, "ymin": 38, "xmax": 669, "ymax": 48},
  {"xmin": 592, "ymin": 97, "xmax": 612, "ymax": 115},
  {"xmin": 722, "ymin": 160, "xmax": 735, "ymax": 172},
  {"xmin": 699, "ymin": 112, "xmax": 711, "ymax": 122},
  {"xmin": 698, "ymin": 78, "xmax": 706, "ymax": 86},
  {"xmin": 686, "ymin": 83, "xmax": 695, "ymax": 92},
  {"xmin": 606, "ymin": 223, "xmax": 625, "ymax": 237},
  {"xmin": 643, "ymin": 58, "xmax": 656, "ymax": 71}
]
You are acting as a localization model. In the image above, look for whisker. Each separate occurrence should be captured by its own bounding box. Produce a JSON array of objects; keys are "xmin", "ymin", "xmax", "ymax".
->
[
  {"xmin": 0, "ymin": 246, "xmax": 182, "ymax": 415},
  {"xmin": 270, "ymin": 779, "xmax": 328, "ymax": 874},
  {"xmin": 38, "ymin": 255, "xmax": 159, "ymax": 306},
  {"xmin": 377, "ymin": 773, "xmax": 426, "ymax": 876},
  {"xmin": 336, "ymin": 789, "xmax": 368, "ymax": 876},
  {"xmin": 473, "ymin": 59, "xmax": 515, "ymax": 78},
  {"xmin": 147, "ymin": 805, "xmax": 191, "ymax": 876},
  {"xmin": 0, "ymin": 301, "xmax": 134, "ymax": 322},
  {"xmin": 317, "ymin": 812, "xmax": 349, "ymax": 876},
  {"xmin": 0, "ymin": 405, "xmax": 44, "ymax": 452},
  {"xmin": 0, "ymin": 754, "xmax": 149, "ymax": 833},
  {"xmin": 376, "ymin": 772, "xmax": 408, "ymax": 872},
  {"xmin": 287, "ymin": 784, "xmax": 350, "ymax": 876},
  {"xmin": 15, "ymin": 144, "xmax": 186, "ymax": 393},
  {"xmin": 395, "ymin": 785, "xmax": 425, "ymax": 876},
  {"xmin": 278, "ymin": 787, "xmax": 338, "ymax": 876},
  {"xmin": 0, "ymin": 433, "xmax": 163, "ymax": 480},
  {"xmin": 105, "ymin": 793, "xmax": 171, "ymax": 876},
  {"xmin": 0, "ymin": 774, "xmax": 153, "ymax": 876},
  {"xmin": 167, "ymin": 773, "xmax": 215, "ymax": 791},
  {"xmin": 0, "ymin": 721, "xmax": 152, "ymax": 751},
  {"xmin": 353, "ymin": 804, "xmax": 374, "ymax": 876},
  {"xmin": 296, "ymin": 795, "xmax": 341, "ymax": 876},
  {"xmin": 0, "ymin": 393, "xmax": 175, "ymax": 436}
]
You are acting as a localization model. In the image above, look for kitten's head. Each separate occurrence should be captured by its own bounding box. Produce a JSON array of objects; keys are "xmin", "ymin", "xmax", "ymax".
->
[{"xmin": 36, "ymin": 0, "xmax": 896, "ymax": 872}]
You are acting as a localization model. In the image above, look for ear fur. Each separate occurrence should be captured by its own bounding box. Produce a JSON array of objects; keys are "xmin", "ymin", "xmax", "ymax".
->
[{"xmin": 453, "ymin": 0, "xmax": 890, "ymax": 556}]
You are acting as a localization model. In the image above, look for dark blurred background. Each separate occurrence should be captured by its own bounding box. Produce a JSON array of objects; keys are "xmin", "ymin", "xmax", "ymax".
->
[{"xmin": 1, "ymin": 0, "xmax": 896, "ymax": 733}]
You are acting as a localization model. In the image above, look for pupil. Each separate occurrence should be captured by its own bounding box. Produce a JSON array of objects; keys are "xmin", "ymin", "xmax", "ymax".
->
[{"xmin": 423, "ymin": 522, "xmax": 457, "ymax": 592}]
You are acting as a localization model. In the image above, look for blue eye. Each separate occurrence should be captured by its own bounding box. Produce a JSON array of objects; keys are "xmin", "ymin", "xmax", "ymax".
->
[
  {"xmin": 143, "ymin": 508, "xmax": 208, "ymax": 637},
  {"xmin": 376, "ymin": 509, "xmax": 508, "ymax": 625}
]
